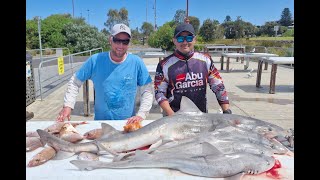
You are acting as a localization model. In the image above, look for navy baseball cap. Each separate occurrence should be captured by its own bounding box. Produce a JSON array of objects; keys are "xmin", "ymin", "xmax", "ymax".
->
[{"xmin": 174, "ymin": 23, "xmax": 195, "ymax": 37}]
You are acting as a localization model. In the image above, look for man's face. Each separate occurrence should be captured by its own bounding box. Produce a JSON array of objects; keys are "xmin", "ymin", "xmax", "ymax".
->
[
  {"xmin": 173, "ymin": 31, "xmax": 196, "ymax": 54},
  {"xmin": 109, "ymin": 32, "xmax": 130, "ymax": 59}
]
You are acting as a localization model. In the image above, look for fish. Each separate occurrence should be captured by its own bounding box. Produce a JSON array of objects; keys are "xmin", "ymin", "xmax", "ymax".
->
[
  {"xmin": 59, "ymin": 123, "xmax": 83, "ymax": 143},
  {"xmin": 26, "ymin": 137, "xmax": 44, "ymax": 152},
  {"xmin": 37, "ymin": 129, "xmax": 100, "ymax": 160},
  {"xmin": 83, "ymin": 128, "xmax": 103, "ymax": 140},
  {"xmin": 26, "ymin": 131, "xmax": 39, "ymax": 137},
  {"xmin": 84, "ymin": 121, "xmax": 143, "ymax": 140},
  {"xmin": 27, "ymin": 146, "xmax": 56, "ymax": 167},
  {"xmin": 77, "ymin": 152, "xmax": 99, "ymax": 161},
  {"xmin": 37, "ymin": 96, "xmax": 291, "ymax": 159},
  {"xmin": 113, "ymin": 125, "xmax": 287, "ymax": 162},
  {"xmin": 44, "ymin": 121, "xmax": 88, "ymax": 134},
  {"xmin": 70, "ymin": 142, "xmax": 276, "ymax": 178}
]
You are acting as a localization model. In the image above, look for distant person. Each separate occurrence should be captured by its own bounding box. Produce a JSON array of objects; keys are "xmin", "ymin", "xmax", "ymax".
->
[
  {"xmin": 154, "ymin": 23, "xmax": 231, "ymax": 116},
  {"xmin": 57, "ymin": 23, "xmax": 153, "ymax": 125}
]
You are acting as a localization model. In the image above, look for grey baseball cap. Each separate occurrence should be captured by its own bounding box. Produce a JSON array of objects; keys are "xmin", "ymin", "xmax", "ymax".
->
[
  {"xmin": 174, "ymin": 23, "xmax": 195, "ymax": 37},
  {"xmin": 111, "ymin": 23, "xmax": 131, "ymax": 38}
]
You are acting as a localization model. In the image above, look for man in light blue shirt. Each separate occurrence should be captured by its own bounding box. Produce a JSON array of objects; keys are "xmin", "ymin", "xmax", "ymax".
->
[{"xmin": 57, "ymin": 24, "xmax": 153, "ymax": 124}]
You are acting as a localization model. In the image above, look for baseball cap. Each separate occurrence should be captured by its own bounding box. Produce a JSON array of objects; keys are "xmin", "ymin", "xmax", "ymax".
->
[
  {"xmin": 174, "ymin": 23, "xmax": 195, "ymax": 37},
  {"xmin": 111, "ymin": 23, "xmax": 131, "ymax": 38}
]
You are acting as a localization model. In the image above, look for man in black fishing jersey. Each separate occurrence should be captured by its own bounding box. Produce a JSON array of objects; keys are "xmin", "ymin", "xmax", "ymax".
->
[{"xmin": 154, "ymin": 23, "xmax": 232, "ymax": 116}]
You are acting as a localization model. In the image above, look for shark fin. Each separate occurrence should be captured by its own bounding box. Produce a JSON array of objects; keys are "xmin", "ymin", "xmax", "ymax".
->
[
  {"xmin": 176, "ymin": 96, "xmax": 203, "ymax": 115},
  {"xmin": 113, "ymin": 152, "xmax": 135, "ymax": 162},
  {"xmin": 200, "ymin": 142, "xmax": 223, "ymax": 156},
  {"xmin": 99, "ymin": 123, "xmax": 121, "ymax": 139}
]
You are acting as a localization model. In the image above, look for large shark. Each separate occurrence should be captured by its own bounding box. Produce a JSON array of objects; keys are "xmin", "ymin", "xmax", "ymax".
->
[
  {"xmin": 70, "ymin": 142, "xmax": 276, "ymax": 178},
  {"xmin": 37, "ymin": 96, "xmax": 291, "ymax": 159}
]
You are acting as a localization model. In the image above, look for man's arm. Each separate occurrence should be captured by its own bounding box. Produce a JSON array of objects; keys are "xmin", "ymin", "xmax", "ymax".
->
[
  {"xmin": 126, "ymin": 83, "xmax": 153, "ymax": 124},
  {"xmin": 57, "ymin": 74, "xmax": 83, "ymax": 121},
  {"xmin": 136, "ymin": 83, "xmax": 154, "ymax": 119},
  {"xmin": 154, "ymin": 62, "xmax": 175, "ymax": 116},
  {"xmin": 206, "ymin": 56, "xmax": 231, "ymax": 113},
  {"xmin": 159, "ymin": 100, "xmax": 175, "ymax": 116}
]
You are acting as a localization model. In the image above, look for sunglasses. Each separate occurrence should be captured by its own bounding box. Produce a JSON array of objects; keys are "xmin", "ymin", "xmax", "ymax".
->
[
  {"xmin": 112, "ymin": 37, "xmax": 130, "ymax": 45},
  {"xmin": 176, "ymin": 35, "xmax": 194, "ymax": 43}
]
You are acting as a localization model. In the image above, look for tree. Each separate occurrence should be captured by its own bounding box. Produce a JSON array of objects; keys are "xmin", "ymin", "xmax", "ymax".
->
[
  {"xmin": 173, "ymin": 9, "xmax": 186, "ymax": 24},
  {"xmin": 199, "ymin": 19, "xmax": 220, "ymax": 41},
  {"xmin": 224, "ymin": 15, "xmax": 232, "ymax": 23},
  {"xmin": 259, "ymin": 21, "xmax": 279, "ymax": 36},
  {"xmin": 104, "ymin": 8, "xmax": 129, "ymax": 31},
  {"xmin": 26, "ymin": 19, "xmax": 39, "ymax": 49},
  {"xmin": 279, "ymin": 8, "xmax": 293, "ymax": 26},
  {"xmin": 148, "ymin": 22, "xmax": 174, "ymax": 50},
  {"xmin": 131, "ymin": 28, "xmax": 142, "ymax": 45},
  {"xmin": 221, "ymin": 21, "xmax": 235, "ymax": 39},
  {"xmin": 140, "ymin": 22, "xmax": 154, "ymax": 37},
  {"xmin": 101, "ymin": 28, "xmax": 110, "ymax": 36},
  {"xmin": 140, "ymin": 22, "xmax": 154, "ymax": 45},
  {"xmin": 64, "ymin": 23, "xmax": 108, "ymax": 53},
  {"xmin": 188, "ymin": 16, "xmax": 200, "ymax": 34},
  {"xmin": 39, "ymin": 14, "xmax": 74, "ymax": 48}
]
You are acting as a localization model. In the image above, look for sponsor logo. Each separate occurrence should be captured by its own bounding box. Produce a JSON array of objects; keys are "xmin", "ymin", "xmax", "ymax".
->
[
  {"xmin": 120, "ymin": 25, "xmax": 126, "ymax": 30},
  {"xmin": 175, "ymin": 72, "xmax": 204, "ymax": 89}
]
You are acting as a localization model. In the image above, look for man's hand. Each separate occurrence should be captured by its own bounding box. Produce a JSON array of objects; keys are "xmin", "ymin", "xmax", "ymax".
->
[
  {"xmin": 56, "ymin": 106, "xmax": 72, "ymax": 122},
  {"xmin": 126, "ymin": 116, "xmax": 143, "ymax": 125},
  {"xmin": 223, "ymin": 109, "xmax": 232, "ymax": 114}
]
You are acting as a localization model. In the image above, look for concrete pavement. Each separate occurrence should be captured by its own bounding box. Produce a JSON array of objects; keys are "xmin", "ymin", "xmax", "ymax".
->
[{"xmin": 26, "ymin": 56, "xmax": 294, "ymax": 130}]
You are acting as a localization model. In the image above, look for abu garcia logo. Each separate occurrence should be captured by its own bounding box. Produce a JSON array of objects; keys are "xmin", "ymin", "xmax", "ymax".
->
[{"xmin": 175, "ymin": 72, "xmax": 204, "ymax": 89}]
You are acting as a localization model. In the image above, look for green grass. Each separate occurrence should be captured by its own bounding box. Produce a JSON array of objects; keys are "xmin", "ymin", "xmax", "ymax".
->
[{"xmin": 248, "ymin": 37, "xmax": 294, "ymax": 41}]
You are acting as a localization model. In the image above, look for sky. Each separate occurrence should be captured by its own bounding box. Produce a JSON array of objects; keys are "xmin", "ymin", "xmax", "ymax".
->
[{"xmin": 26, "ymin": 0, "xmax": 294, "ymax": 31}]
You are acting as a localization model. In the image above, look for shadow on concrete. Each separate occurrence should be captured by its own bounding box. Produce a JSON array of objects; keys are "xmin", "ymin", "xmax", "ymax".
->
[
  {"xmin": 72, "ymin": 101, "xmax": 95, "ymax": 116},
  {"xmin": 227, "ymin": 92, "xmax": 294, "ymax": 105},
  {"xmin": 236, "ymin": 85, "xmax": 294, "ymax": 93}
]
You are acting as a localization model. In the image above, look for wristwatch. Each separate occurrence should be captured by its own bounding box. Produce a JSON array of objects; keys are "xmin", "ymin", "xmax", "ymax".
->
[{"xmin": 223, "ymin": 109, "xmax": 232, "ymax": 114}]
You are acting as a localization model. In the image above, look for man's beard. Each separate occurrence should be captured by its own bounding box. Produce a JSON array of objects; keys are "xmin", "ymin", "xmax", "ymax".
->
[{"xmin": 112, "ymin": 50, "xmax": 126, "ymax": 58}]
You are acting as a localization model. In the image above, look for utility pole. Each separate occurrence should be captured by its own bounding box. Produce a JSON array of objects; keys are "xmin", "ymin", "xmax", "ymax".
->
[
  {"xmin": 146, "ymin": 0, "xmax": 148, "ymax": 22},
  {"xmin": 154, "ymin": 0, "xmax": 157, "ymax": 30},
  {"xmin": 185, "ymin": 0, "xmax": 190, "ymax": 23},
  {"xmin": 72, "ymin": 0, "xmax": 74, "ymax": 17}
]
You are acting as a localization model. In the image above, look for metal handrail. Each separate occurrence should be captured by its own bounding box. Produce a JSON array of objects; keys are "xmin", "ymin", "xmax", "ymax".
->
[{"xmin": 37, "ymin": 47, "xmax": 103, "ymax": 100}]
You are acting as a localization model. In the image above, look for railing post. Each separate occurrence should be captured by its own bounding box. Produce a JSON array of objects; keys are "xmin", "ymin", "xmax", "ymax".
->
[
  {"xmin": 38, "ymin": 64, "xmax": 43, "ymax": 101},
  {"xmin": 83, "ymin": 80, "xmax": 90, "ymax": 116}
]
